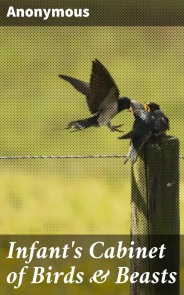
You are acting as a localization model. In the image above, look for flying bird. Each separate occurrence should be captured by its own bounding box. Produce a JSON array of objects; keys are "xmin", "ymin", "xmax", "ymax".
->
[
  {"xmin": 145, "ymin": 102, "xmax": 169, "ymax": 135},
  {"xmin": 118, "ymin": 101, "xmax": 155, "ymax": 164},
  {"xmin": 59, "ymin": 59, "xmax": 131, "ymax": 132}
]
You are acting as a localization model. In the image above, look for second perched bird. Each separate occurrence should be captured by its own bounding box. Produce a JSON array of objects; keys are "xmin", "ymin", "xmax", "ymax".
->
[
  {"xmin": 59, "ymin": 59, "xmax": 131, "ymax": 132},
  {"xmin": 145, "ymin": 102, "xmax": 169, "ymax": 135},
  {"xmin": 118, "ymin": 101, "xmax": 155, "ymax": 164}
]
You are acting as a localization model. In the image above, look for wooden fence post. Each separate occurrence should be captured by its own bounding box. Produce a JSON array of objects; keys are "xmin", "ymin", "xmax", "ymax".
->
[{"xmin": 130, "ymin": 136, "xmax": 180, "ymax": 295}]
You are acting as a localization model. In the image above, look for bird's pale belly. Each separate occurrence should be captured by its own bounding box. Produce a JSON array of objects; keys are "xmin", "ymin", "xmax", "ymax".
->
[{"xmin": 97, "ymin": 104, "xmax": 118, "ymax": 126}]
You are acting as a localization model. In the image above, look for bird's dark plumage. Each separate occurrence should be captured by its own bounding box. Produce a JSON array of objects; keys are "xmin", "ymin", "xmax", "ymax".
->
[
  {"xmin": 59, "ymin": 59, "xmax": 131, "ymax": 132},
  {"xmin": 119, "ymin": 101, "xmax": 155, "ymax": 164},
  {"xmin": 119, "ymin": 101, "xmax": 170, "ymax": 164},
  {"xmin": 59, "ymin": 75, "xmax": 89, "ymax": 96},
  {"xmin": 65, "ymin": 115, "xmax": 99, "ymax": 130},
  {"xmin": 89, "ymin": 59, "xmax": 119, "ymax": 114},
  {"xmin": 145, "ymin": 102, "xmax": 169, "ymax": 134}
]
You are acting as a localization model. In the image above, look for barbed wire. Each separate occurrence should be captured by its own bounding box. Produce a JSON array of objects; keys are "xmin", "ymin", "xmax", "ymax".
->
[{"xmin": 0, "ymin": 154, "xmax": 183, "ymax": 160}]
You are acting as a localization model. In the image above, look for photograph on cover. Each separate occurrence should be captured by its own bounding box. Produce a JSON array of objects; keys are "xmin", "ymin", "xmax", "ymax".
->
[
  {"xmin": 0, "ymin": 26, "xmax": 183, "ymax": 234},
  {"xmin": 0, "ymin": 26, "xmax": 183, "ymax": 294}
]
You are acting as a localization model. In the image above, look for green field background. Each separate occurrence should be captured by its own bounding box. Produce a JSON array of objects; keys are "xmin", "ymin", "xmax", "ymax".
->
[{"xmin": 0, "ymin": 27, "xmax": 184, "ymax": 234}]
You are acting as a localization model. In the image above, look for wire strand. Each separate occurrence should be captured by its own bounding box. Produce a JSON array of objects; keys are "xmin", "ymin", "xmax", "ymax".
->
[
  {"xmin": 0, "ymin": 154, "xmax": 183, "ymax": 160},
  {"xmin": 0, "ymin": 155, "xmax": 127, "ymax": 160}
]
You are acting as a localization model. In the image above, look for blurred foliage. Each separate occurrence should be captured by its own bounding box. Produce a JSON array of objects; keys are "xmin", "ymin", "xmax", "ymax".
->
[{"xmin": 0, "ymin": 27, "xmax": 184, "ymax": 234}]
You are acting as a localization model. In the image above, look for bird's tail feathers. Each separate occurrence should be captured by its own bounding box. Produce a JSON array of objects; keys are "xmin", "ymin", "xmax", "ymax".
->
[
  {"xmin": 59, "ymin": 75, "xmax": 90, "ymax": 97},
  {"xmin": 66, "ymin": 116, "xmax": 98, "ymax": 131}
]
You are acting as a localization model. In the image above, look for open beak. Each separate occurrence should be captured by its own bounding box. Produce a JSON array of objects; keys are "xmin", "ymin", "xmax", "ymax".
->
[{"xmin": 144, "ymin": 103, "xmax": 150, "ymax": 112}]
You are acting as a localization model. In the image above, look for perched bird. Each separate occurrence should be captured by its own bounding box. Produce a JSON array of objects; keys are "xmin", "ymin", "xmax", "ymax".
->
[
  {"xmin": 59, "ymin": 59, "xmax": 131, "ymax": 132},
  {"xmin": 118, "ymin": 101, "xmax": 155, "ymax": 164},
  {"xmin": 145, "ymin": 102, "xmax": 169, "ymax": 135}
]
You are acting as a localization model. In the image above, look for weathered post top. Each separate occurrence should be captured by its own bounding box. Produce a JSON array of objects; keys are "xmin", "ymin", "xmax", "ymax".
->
[{"xmin": 130, "ymin": 135, "xmax": 180, "ymax": 295}]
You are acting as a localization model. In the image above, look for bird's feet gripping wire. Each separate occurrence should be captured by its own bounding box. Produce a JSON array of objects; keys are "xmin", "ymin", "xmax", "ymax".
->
[
  {"xmin": 107, "ymin": 122, "xmax": 124, "ymax": 132},
  {"xmin": 123, "ymin": 143, "xmax": 138, "ymax": 164}
]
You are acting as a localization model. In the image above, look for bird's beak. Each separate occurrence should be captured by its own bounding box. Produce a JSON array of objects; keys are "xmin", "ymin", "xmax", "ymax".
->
[{"xmin": 144, "ymin": 103, "xmax": 150, "ymax": 112}]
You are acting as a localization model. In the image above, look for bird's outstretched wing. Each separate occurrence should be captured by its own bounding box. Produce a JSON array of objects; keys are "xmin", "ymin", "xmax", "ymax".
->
[
  {"xmin": 59, "ymin": 75, "xmax": 91, "ymax": 109},
  {"xmin": 89, "ymin": 59, "xmax": 120, "ymax": 114}
]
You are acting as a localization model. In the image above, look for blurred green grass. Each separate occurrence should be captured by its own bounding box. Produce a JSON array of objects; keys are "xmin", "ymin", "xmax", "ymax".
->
[
  {"xmin": 0, "ymin": 27, "xmax": 184, "ymax": 234},
  {"xmin": 0, "ymin": 170, "xmax": 130, "ymax": 234}
]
